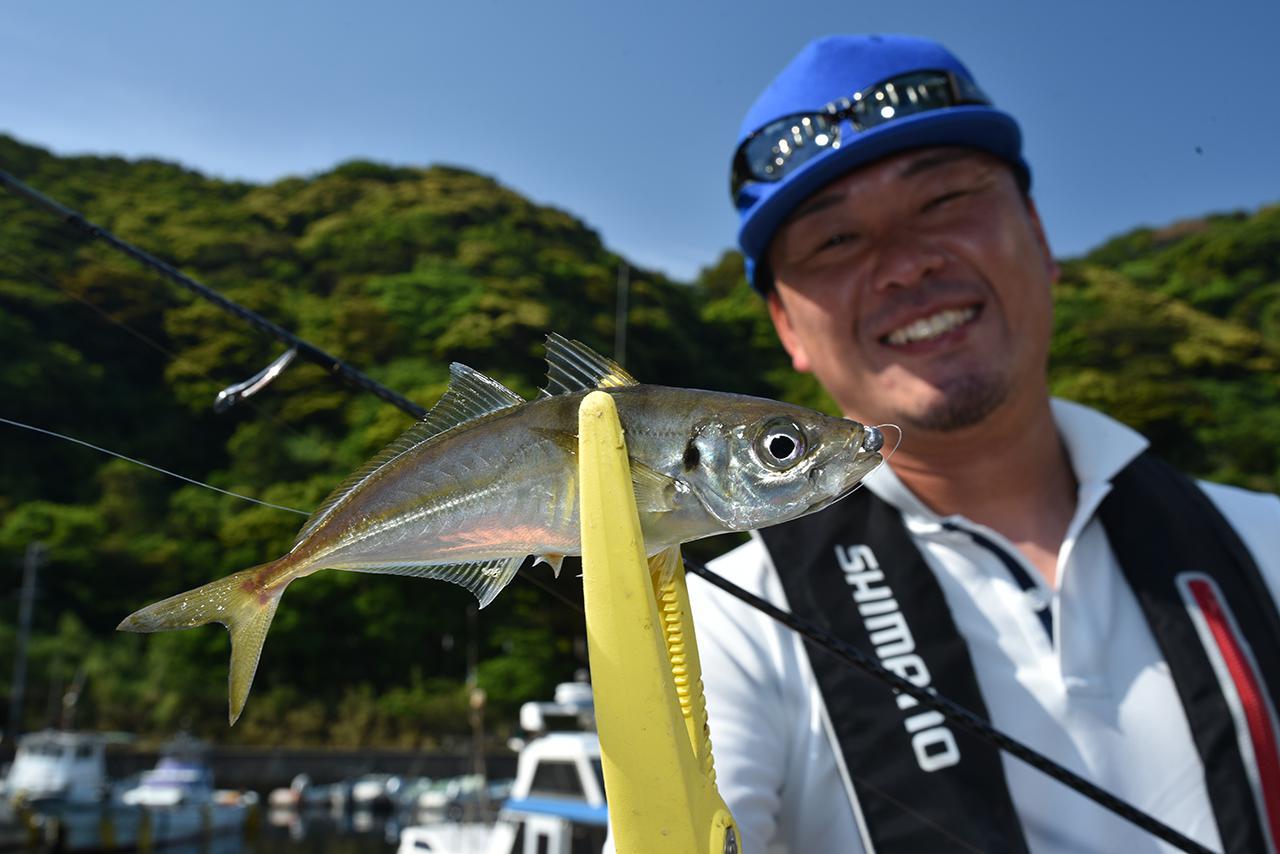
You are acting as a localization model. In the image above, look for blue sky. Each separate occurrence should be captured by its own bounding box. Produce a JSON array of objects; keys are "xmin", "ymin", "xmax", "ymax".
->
[{"xmin": 3, "ymin": 0, "xmax": 1276, "ymax": 282}]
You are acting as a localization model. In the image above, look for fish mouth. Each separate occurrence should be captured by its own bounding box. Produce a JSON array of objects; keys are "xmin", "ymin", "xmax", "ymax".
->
[{"xmin": 804, "ymin": 430, "xmax": 884, "ymax": 513}]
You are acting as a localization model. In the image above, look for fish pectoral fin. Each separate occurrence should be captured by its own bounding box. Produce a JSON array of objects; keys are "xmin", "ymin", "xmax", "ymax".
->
[
  {"xmin": 630, "ymin": 459, "xmax": 681, "ymax": 512},
  {"xmin": 541, "ymin": 332, "xmax": 638, "ymax": 396},
  {"xmin": 535, "ymin": 554, "xmax": 566, "ymax": 577},
  {"xmin": 529, "ymin": 426, "xmax": 578, "ymax": 456},
  {"xmin": 117, "ymin": 562, "xmax": 288, "ymax": 726},
  {"xmin": 334, "ymin": 557, "xmax": 524, "ymax": 608},
  {"xmin": 533, "ymin": 413, "xmax": 677, "ymax": 513},
  {"xmin": 647, "ymin": 545, "xmax": 683, "ymax": 585}
]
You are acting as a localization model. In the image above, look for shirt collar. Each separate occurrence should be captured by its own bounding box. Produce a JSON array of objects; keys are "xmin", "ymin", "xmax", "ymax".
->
[
  {"xmin": 1050, "ymin": 397, "xmax": 1148, "ymax": 486},
  {"xmin": 860, "ymin": 398, "xmax": 1149, "ymax": 521}
]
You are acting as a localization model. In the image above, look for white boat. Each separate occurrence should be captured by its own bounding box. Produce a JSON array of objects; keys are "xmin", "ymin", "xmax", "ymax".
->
[
  {"xmin": 398, "ymin": 682, "xmax": 608, "ymax": 854},
  {"xmin": 437, "ymin": 778, "xmax": 514, "ymax": 823},
  {"xmin": 3, "ymin": 732, "xmax": 257, "ymax": 851},
  {"xmin": 268, "ymin": 772, "xmax": 312, "ymax": 808},
  {"xmin": 121, "ymin": 756, "xmax": 216, "ymax": 808},
  {"xmin": 1, "ymin": 730, "xmax": 116, "ymax": 806},
  {"xmin": 395, "ymin": 776, "xmax": 439, "ymax": 812},
  {"xmin": 108, "ymin": 739, "xmax": 255, "ymax": 849},
  {"xmin": 350, "ymin": 773, "xmax": 404, "ymax": 812},
  {"xmin": 415, "ymin": 774, "xmax": 483, "ymax": 816}
]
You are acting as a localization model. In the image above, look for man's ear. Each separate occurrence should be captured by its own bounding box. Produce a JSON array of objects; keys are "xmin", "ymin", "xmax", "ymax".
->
[{"xmin": 767, "ymin": 290, "xmax": 812, "ymax": 374}]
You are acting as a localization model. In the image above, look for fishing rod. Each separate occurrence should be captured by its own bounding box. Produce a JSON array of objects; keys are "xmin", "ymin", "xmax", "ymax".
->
[{"xmin": 0, "ymin": 171, "xmax": 1211, "ymax": 853}]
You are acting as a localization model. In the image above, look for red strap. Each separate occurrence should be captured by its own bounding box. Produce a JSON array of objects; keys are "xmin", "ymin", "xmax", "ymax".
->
[{"xmin": 1189, "ymin": 577, "xmax": 1280, "ymax": 850}]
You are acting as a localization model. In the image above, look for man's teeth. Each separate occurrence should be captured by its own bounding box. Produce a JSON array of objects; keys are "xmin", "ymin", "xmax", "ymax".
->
[{"xmin": 884, "ymin": 307, "xmax": 977, "ymax": 346}]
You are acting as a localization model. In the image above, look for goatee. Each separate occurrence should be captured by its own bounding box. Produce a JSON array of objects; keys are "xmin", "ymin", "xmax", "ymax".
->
[{"xmin": 902, "ymin": 374, "xmax": 1010, "ymax": 433}]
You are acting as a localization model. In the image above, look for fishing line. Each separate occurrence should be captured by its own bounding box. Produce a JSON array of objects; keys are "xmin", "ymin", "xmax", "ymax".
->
[
  {"xmin": 836, "ymin": 770, "xmax": 987, "ymax": 854},
  {"xmin": 0, "ymin": 416, "xmax": 311, "ymax": 516},
  {"xmin": 876, "ymin": 422, "xmax": 903, "ymax": 464},
  {"xmin": 1, "ymin": 171, "xmax": 1207, "ymax": 853},
  {"xmin": 2, "ymin": 174, "xmax": 578, "ymax": 614},
  {"xmin": 681, "ymin": 553, "xmax": 1214, "ymax": 854},
  {"xmin": 0, "ymin": 414, "xmax": 584, "ymax": 615},
  {"xmin": 22, "ymin": 441, "xmax": 947, "ymax": 847}
]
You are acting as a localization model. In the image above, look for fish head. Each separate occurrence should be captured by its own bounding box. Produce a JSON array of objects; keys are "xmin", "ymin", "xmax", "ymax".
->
[{"xmin": 679, "ymin": 399, "xmax": 884, "ymax": 533}]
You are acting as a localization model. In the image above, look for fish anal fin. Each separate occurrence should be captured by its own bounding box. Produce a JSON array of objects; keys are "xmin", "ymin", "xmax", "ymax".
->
[
  {"xmin": 536, "ymin": 554, "xmax": 566, "ymax": 578},
  {"xmin": 295, "ymin": 364, "xmax": 524, "ymax": 547},
  {"xmin": 334, "ymin": 556, "xmax": 524, "ymax": 608},
  {"xmin": 647, "ymin": 545, "xmax": 683, "ymax": 586},
  {"xmin": 541, "ymin": 332, "xmax": 638, "ymax": 397}
]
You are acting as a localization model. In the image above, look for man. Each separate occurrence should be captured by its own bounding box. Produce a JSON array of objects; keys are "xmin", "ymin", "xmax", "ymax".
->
[{"xmin": 689, "ymin": 34, "xmax": 1280, "ymax": 853}]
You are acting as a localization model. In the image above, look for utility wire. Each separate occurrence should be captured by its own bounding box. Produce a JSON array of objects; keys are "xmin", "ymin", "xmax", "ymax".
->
[
  {"xmin": 0, "ymin": 170, "xmax": 1212, "ymax": 854},
  {"xmin": 0, "ymin": 248, "xmax": 177, "ymax": 359}
]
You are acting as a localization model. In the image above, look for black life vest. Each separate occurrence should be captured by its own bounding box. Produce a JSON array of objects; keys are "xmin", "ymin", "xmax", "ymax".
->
[{"xmin": 757, "ymin": 451, "xmax": 1280, "ymax": 853}]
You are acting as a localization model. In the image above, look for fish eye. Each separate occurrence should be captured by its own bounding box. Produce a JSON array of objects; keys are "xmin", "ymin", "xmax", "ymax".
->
[{"xmin": 754, "ymin": 419, "xmax": 807, "ymax": 470}]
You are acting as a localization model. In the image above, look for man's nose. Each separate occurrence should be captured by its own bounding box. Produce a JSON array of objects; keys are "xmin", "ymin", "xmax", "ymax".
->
[{"xmin": 868, "ymin": 231, "xmax": 945, "ymax": 292}]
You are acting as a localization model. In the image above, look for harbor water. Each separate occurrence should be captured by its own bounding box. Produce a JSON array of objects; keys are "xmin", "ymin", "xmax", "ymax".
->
[{"xmin": 250, "ymin": 809, "xmax": 403, "ymax": 853}]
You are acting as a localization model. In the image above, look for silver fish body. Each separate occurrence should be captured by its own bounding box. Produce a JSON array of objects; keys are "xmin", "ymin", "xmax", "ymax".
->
[
  {"xmin": 297, "ymin": 386, "xmax": 877, "ymax": 572},
  {"xmin": 119, "ymin": 335, "xmax": 884, "ymax": 723}
]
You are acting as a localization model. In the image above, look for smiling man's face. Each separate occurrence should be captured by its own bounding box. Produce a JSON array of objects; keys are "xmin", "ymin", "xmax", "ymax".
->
[{"xmin": 765, "ymin": 146, "xmax": 1059, "ymax": 434}]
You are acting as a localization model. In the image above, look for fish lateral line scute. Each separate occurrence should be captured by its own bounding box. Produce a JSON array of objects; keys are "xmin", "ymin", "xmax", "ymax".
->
[{"xmin": 117, "ymin": 333, "xmax": 886, "ymax": 725}]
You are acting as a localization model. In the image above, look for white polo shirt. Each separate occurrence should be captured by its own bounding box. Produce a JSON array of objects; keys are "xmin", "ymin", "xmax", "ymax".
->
[{"xmin": 687, "ymin": 399, "xmax": 1280, "ymax": 854}]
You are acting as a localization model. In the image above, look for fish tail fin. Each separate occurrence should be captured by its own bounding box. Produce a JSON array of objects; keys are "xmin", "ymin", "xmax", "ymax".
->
[{"xmin": 117, "ymin": 562, "xmax": 289, "ymax": 725}]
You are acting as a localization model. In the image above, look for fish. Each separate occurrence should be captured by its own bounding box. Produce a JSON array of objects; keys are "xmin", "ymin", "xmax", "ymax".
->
[{"xmin": 118, "ymin": 333, "xmax": 885, "ymax": 724}]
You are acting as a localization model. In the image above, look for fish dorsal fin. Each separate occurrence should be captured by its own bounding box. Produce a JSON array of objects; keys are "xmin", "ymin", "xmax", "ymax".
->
[
  {"xmin": 420, "ymin": 363, "xmax": 527, "ymax": 436},
  {"xmin": 294, "ymin": 364, "xmax": 524, "ymax": 547},
  {"xmin": 541, "ymin": 332, "xmax": 638, "ymax": 397}
]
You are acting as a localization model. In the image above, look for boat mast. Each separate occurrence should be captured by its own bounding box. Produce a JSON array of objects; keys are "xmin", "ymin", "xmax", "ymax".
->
[{"xmin": 7, "ymin": 542, "xmax": 43, "ymax": 741}]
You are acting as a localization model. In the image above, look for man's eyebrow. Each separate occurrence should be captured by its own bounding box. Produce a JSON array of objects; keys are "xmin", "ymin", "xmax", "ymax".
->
[
  {"xmin": 787, "ymin": 150, "xmax": 985, "ymax": 225},
  {"xmin": 897, "ymin": 149, "xmax": 981, "ymax": 179},
  {"xmin": 789, "ymin": 191, "xmax": 846, "ymax": 223}
]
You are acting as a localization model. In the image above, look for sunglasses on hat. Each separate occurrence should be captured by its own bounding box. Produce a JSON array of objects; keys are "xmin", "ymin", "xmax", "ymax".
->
[{"xmin": 730, "ymin": 70, "xmax": 992, "ymax": 201}]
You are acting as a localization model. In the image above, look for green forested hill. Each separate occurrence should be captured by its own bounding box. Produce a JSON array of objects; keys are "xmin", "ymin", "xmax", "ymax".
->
[
  {"xmin": 1, "ymin": 133, "xmax": 1277, "ymax": 745},
  {"xmin": 1053, "ymin": 208, "xmax": 1280, "ymax": 492}
]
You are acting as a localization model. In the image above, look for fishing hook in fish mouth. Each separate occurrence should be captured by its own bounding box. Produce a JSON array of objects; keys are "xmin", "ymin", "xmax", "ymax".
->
[{"xmin": 214, "ymin": 347, "xmax": 298, "ymax": 412}]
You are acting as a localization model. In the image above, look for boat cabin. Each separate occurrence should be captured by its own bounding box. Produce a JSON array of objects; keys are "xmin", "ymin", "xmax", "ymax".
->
[
  {"xmin": 2, "ymin": 731, "xmax": 110, "ymax": 805},
  {"xmin": 399, "ymin": 682, "xmax": 609, "ymax": 854}
]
